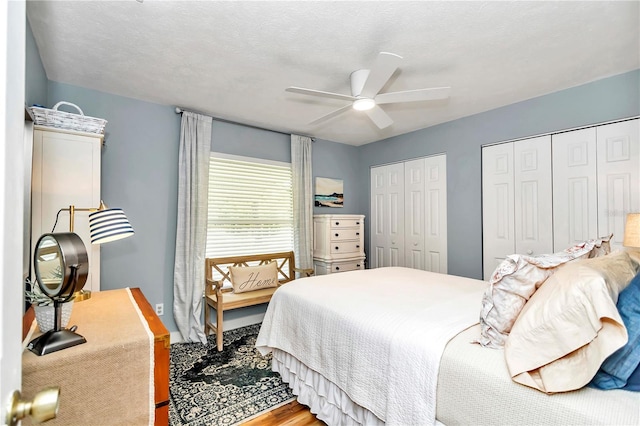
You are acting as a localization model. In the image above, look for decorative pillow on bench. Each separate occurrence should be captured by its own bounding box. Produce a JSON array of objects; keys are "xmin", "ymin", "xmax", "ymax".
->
[{"xmin": 229, "ymin": 262, "xmax": 279, "ymax": 294}]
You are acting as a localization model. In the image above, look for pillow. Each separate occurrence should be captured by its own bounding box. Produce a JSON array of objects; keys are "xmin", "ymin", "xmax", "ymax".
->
[
  {"xmin": 478, "ymin": 235, "xmax": 612, "ymax": 348},
  {"xmin": 623, "ymin": 361, "xmax": 640, "ymax": 391},
  {"xmin": 590, "ymin": 271, "xmax": 640, "ymax": 390},
  {"xmin": 229, "ymin": 262, "xmax": 279, "ymax": 294},
  {"xmin": 504, "ymin": 251, "xmax": 637, "ymax": 393}
]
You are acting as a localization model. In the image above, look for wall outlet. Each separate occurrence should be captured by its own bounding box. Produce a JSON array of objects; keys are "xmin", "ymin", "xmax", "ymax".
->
[{"xmin": 155, "ymin": 303, "xmax": 164, "ymax": 316}]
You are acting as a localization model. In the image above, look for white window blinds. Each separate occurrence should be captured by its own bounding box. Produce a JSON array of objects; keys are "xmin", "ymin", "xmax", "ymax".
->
[{"xmin": 206, "ymin": 153, "xmax": 294, "ymax": 258}]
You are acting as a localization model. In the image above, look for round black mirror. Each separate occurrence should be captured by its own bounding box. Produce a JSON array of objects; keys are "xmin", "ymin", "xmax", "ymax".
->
[
  {"xmin": 29, "ymin": 233, "xmax": 89, "ymax": 356},
  {"xmin": 34, "ymin": 232, "xmax": 88, "ymax": 303}
]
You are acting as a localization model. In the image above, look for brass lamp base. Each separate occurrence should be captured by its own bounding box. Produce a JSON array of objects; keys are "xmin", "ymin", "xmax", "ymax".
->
[{"xmin": 73, "ymin": 289, "xmax": 91, "ymax": 302}]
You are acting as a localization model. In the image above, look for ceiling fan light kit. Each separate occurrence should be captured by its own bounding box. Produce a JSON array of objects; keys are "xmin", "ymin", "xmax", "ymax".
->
[
  {"xmin": 286, "ymin": 52, "xmax": 451, "ymax": 129},
  {"xmin": 352, "ymin": 98, "xmax": 376, "ymax": 111}
]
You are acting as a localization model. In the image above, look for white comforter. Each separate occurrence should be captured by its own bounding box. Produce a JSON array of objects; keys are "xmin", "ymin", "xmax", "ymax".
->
[{"xmin": 256, "ymin": 267, "xmax": 488, "ymax": 425}]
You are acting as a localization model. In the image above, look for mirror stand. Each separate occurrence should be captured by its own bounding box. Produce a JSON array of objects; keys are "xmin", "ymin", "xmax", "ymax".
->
[{"xmin": 27, "ymin": 300, "xmax": 86, "ymax": 356}]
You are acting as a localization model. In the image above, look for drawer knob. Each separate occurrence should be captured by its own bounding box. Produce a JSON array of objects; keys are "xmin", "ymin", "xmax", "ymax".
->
[
  {"xmin": 356, "ymin": 245, "xmax": 360, "ymax": 248},
  {"xmin": 356, "ymin": 222, "xmax": 360, "ymax": 225},
  {"xmin": 527, "ymin": 250, "xmax": 533, "ymax": 255},
  {"xmin": 335, "ymin": 233, "xmax": 339, "ymax": 237},
  {"xmin": 356, "ymin": 232, "xmax": 360, "ymax": 235},
  {"xmin": 357, "ymin": 264, "xmax": 361, "ymax": 267},
  {"xmin": 335, "ymin": 246, "xmax": 339, "ymax": 250},
  {"xmin": 335, "ymin": 221, "xmax": 340, "ymax": 225},
  {"xmin": 335, "ymin": 267, "xmax": 340, "ymax": 271}
]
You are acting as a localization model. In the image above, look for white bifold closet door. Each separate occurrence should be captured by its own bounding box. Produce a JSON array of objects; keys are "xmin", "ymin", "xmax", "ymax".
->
[
  {"xmin": 370, "ymin": 162, "xmax": 405, "ymax": 268},
  {"xmin": 553, "ymin": 120, "xmax": 640, "ymax": 251},
  {"xmin": 404, "ymin": 156, "xmax": 448, "ymax": 273},
  {"xmin": 482, "ymin": 136, "xmax": 552, "ymax": 280},
  {"xmin": 370, "ymin": 154, "xmax": 447, "ymax": 272}
]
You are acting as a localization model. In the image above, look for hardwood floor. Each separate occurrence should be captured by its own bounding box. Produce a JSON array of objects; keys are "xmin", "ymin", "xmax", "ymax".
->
[{"xmin": 242, "ymin": 400, "xmax": 325, "ymax": 426}]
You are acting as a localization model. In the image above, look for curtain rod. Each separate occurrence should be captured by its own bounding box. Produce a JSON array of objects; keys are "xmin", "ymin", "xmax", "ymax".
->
[{"xmin": 174, "ymin": 107, "xmax": 315, "ymax": 141}]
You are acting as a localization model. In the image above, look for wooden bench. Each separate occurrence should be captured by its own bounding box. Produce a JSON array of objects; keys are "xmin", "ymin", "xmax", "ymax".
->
[{"xmin": 204, "ymin": 251, "xmax": 313, "ymax": 351}]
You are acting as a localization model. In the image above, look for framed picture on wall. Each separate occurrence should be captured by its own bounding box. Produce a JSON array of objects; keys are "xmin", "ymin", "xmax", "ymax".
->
[{"xmin": 315, "ymin": 177, "xmax": 343, "ymax": 208}]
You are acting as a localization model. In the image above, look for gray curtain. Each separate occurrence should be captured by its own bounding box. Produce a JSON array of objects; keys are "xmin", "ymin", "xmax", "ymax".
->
[
  {"xmin": 291, "ymin": 135, "xmax": 314, "ymax": 273},
  {"xmin": 173, "ymin": 112, "xmax": 212, "ymax": 343}
]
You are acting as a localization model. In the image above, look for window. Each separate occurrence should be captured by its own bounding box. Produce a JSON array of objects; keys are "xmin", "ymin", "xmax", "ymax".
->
[{"xmin": 206, "ymin": 153, "xmax": 293, "ymax": 258}]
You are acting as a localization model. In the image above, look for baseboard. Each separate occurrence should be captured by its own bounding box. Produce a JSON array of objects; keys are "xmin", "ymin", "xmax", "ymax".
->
[{"xmin": 169, "ymin": 312, "xmax": 266, "ymax": 344}]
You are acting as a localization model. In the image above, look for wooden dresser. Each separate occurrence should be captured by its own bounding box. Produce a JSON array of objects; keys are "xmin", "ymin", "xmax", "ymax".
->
[{"xmin": 22, "ymin": 288, "xmax": 170, "ymax": 425}]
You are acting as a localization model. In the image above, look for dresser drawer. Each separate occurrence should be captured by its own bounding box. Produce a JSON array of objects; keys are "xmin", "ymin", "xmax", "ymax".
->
[
  {"xmin": 330, "ymin": 260, "xmax": 364, "ymax": 273},
  {"xmin": 330, "ymin": 241, "xmax": 362, "ymax": 255},
  {"xmin": 330, "ymin": 229, "xmax": 362, "ymax": 241},
  {"xmin": 313, "ymin": 258, "xmax": 365, "ymax": 275},
  {"xmin": 330, "ymin": 218, "xmax": 363, "ymax": 228}
]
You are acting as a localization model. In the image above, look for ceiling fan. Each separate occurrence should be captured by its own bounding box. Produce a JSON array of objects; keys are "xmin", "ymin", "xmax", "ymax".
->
[{"xmin": 286, "ymin": 52, "xmax": 451, "ymax": 130}]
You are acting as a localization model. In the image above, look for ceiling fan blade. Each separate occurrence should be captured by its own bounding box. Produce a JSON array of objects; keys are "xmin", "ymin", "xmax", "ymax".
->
[
  {"xmin": 360, "ymin": 52, "xmax": 403, "ymax": 98},
  {"xmin": 308, "ymin": 104, "xmax": 353, "ymax": 126},
  {"xmin": 365, "ymin": 105, "xmax": 393, "ymax": 129},
  {"xmin": 286, "ymin": 87, "xmax": 356, "ymax": 102},
  {"xmin": 375, "ymin": 87, "xmax": 451, "ymax": 105}
]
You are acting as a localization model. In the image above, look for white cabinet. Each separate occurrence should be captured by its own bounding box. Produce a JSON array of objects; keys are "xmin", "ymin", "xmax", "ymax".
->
[
  {"xmin": 370, "ymin": 154, "xmax": 448, "ymax": 272},
  {"xmin": 313, "ymin": 214, "xmax": 365, "ymax": 275},
  {"xmin": 482, "ymin": 136, "xmax": 553, "ymax": 280},
  {"xmin": 483, "ymin": 118, "xmax": 639, "ymax": 280},
  {"xmin": 31, "ymin": 126, "xmax": 102, "ymax": 292}
]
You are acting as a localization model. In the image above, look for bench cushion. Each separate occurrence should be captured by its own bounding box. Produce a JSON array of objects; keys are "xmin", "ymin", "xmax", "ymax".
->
[{"xmin": 208, "ymin": 287, "xmax": 278, "ymax": 311}]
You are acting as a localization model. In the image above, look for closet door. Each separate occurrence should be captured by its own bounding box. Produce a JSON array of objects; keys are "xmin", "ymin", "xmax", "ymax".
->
[
  {"xmin": 552, "ymin": 128, "xmax": 598, "ymax": 251},
  {"xmin": 404, "ymin": 159, "xmax": 425, "ymax": 269},
  {"xmin": 596, "ymin": 119, "xmax": 640, "ymax": 250},
  {"xmin": 370, "ymin": 162, "xmax": 405, "ymax": 268},
  {"xmin": 424, "ymin": 154, "xmax": 447, "ymax": 273},
  {"xmin": 482, "ymin": 143, "xmax": 515, "ymax": 280},
  {"xmin": 514, "ymin": 136, "xmax": 552, "ymax": 257}
]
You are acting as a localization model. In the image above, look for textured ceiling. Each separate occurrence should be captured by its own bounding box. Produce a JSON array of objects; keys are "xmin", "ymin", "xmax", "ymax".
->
[{"xmin": 26, "ymin": 1, "xmax": 639, "ymax": 146}]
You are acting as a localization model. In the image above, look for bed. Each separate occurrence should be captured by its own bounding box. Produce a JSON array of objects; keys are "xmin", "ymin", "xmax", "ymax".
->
[{"xmin": 256, "ymin": 262, "xmax": 640, "ymax": 425}]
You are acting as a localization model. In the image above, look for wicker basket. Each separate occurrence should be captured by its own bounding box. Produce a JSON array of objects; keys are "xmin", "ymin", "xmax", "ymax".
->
[{"xmin": 30, "ymin": 101, "xmax": 107, "ymax": 135}]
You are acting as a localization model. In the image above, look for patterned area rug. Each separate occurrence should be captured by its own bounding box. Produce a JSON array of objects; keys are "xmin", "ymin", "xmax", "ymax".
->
[{"xmin": 169, "ymin": 323, "xmax": 295, "ymax": 425}]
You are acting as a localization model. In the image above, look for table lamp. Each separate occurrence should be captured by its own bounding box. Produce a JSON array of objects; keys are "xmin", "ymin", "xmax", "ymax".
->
[
  {"xmin": 56, "ymin": 200, "xmax": 134, "ymax": 299},
  {"xmin": 623, "ymin": 213, "xmax": 640, "ymax": 248}
]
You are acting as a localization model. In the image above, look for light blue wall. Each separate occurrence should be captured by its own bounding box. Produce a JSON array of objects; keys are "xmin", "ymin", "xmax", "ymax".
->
[
  {"xmin": 359, "ymin": 69, "xmax": 640, "ymax": 280},
  {"xmin": 47, "ymin": 81, "xmax": 182, "ymax": 332},
  {"xmin": 25, "ymin": 18, "xmax": 47, "ymax": 107},
  {"xmin": 313, "ymin": 139, "xmax": 362, "ymax": 215}
]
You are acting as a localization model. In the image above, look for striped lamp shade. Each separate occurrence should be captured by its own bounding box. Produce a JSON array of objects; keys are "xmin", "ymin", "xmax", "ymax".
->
[{"xmin": 88, "ymin": 208, "xmax": 134, "ymax": 244}]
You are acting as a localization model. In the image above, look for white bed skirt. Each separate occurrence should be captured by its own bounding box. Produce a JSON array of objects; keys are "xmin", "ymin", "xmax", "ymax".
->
[{"xmin": 272, "ymin": 349, "xmax": 385, "ymax": 426}]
